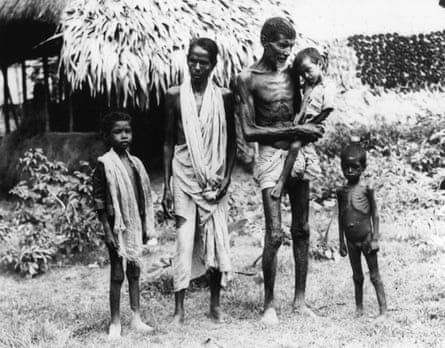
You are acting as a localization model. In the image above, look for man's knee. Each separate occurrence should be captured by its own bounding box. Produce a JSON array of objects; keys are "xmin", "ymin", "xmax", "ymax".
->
[
  {"xmin": 291, "ymin": 222, "xmax": 310, "ymax": 241},
  {"xmin": 126, "ymin": 262, "xmax": 141, "ymax": 282},
  {"xmin": 110, "ymin": 266, "xmax": 125, "ymax": 284},
  {"xmin": 353, "ymin": 274, "xmax": 364, "ymax": 285},
  {"xmin": 369, "ymin": 272, "xmax": 382, "ymax": 285},
  {"xmin": 266, "ymin": 227, "xmax": 284, "ymax": 249}
]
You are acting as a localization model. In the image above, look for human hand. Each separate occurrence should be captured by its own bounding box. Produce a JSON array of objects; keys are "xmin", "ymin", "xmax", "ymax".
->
[
  {"xmin": 104, "ymin": 228, "xmax": 117, "ymax": 249},
  {"xmin": 215, "ymin": 178, "xmax": 230, "ymax": 201},
  {"xmin": 162, "ymin": 188, "xmax": 174, "ymax": 219},
  {"xmin": 295, "ymin": 124, "xmax": 323, "ymax": 141},
  {"xmin": 339, "ymin": 243, "xmax": 348, "ymax": 257},
  {"xmin": 369, "ymin": 239, "xmax": 379, "ymax": 253}
]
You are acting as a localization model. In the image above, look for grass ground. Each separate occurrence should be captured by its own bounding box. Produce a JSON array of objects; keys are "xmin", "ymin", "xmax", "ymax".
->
[{"xmin": 1, "ymin": 167, "xmax": 444, "ymax": 348}]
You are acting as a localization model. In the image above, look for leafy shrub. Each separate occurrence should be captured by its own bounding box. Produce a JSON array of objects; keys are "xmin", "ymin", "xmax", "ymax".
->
[
  {"xmin": 314, "ymin": 117, "xmax": 445, "ymax": 225},
  {"xmin": 0, "ymin": 149, "xmax": 102, "ymax": 277}
]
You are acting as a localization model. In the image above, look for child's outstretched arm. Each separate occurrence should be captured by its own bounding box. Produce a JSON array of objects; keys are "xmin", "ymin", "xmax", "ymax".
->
[
  {"xmin": 367, "ymin": 186, "xmax": 380, "ymax": 252},
  {"xmin": 309, "ymin": 107, "xmax": 334, "ymax": 125},
  {"xmin": 336, "ymin": 188, "xmax": 347, "ymax": 257}
]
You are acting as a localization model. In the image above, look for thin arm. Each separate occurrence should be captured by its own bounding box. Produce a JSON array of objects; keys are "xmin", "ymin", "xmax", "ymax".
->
[
  {"xmin": 235, "ymin": 74, "xmax": 318, "ymax": 143},
  {"xmin": 163, "ymin": 90, "xmax": 177, "ymax": 193},
  {"xmin": 367, "ymin": 187, "xmax": 380, "ymax": 240},
  {"xmin": 336, "ymin": 188, "xmax": 346, "ymax": 246},
  {"xmin": 224, "ymin": 92, "xmax": 237, "ymax": 180}
]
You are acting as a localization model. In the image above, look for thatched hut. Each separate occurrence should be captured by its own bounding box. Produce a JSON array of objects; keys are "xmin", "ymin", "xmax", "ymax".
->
[
  {"xmin": 0, "ymin": 0, "xmax": 292, "ymax": 190},
  {"xmin": 60, "ymin": 0, "xmax": 291, "ymax": 109}
]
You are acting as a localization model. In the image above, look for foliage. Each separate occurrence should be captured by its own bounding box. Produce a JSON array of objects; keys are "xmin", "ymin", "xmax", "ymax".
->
[
  {"xmin": 314, "ymin": 115, "xmax": 445, "ymax": 227},
  {"xmin": 0, "ymin": 149, "xmax": 101, "ymax": 277}
]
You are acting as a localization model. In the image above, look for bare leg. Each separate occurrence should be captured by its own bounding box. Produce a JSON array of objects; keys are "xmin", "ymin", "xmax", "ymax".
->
[
  {"xmin": 127, "ymin": 262, "xmax": 154, "ymax": 334},
  {"xmin": 108, "ymin": 246, "xmax": 123, "ymax": 338},
  {"xmin": 209, "ymin": 268, "xmax": 225, "ymax": 323},
  {"xmin": 260, "ymin": 188, "xmax": 283, "ymax": 325},
  {"xmin": 364, "ymin": 251, "xmax": 387, "ymax": 317},
  {"xmin": 346, "ymin": 241, "xmax": 364, "ymax": 316},
  {"xmin": 271, "ymin": 140, "xmax": 303, "ymax": 199},
  {"xmin": 287, "ymin": 179, "xmax": 315, "ymax": 317},
  {"xmin": 171, "ymin": 290, "xmax": 186, "ymax": 325}
]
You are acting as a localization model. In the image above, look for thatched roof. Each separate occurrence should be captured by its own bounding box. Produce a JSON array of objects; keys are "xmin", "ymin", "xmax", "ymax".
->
[
  {"xmin": 60, "ymin": 0, "xmax": 292, "ymax": 109},
  {"xmin": 0, "ymin": 0, "xmax": 68, "ymax": 65}
]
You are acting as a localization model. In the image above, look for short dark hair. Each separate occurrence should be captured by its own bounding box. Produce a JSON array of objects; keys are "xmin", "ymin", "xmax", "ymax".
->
[
  {"xmin": 188, "ymin": 38, "xmax": 218, "ymax": 67},
  {"xmin": 100, "ymin": 111, "xmax": 132, "ymax": 135},
  {"xmin": 293, "ymin": 47, "xmax": 323, "ymax": 72},
  {"xmin": 341, "ymin": 143, "xmax": 367, "ymax": 167},
  {"xmin": 260, "ymin": 17, "xmax": 296, "ymax": 45}
]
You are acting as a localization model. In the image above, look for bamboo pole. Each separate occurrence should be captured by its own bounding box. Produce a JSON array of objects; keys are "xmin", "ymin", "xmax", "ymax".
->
[
  {"xmin": 6, "ymin": 86, "xmax": 19, "ymax": 128},
  {"xmin": 68, "ymin": 91, "xmax": 74, "ymax": 131},
  {"xmin": 42, "ymin": 56, "xmax": 50, "ymax": 132},
  {"xmin": 64, "ymin": 79, "xmax": 74, "ymax": 132},
  {"xmin": 21, "ymin": 61, "xmax": 28, "ymax": 121},
  {"xmin": 2, "ymin": 66, "xmax": 10, "ymax": 134}
]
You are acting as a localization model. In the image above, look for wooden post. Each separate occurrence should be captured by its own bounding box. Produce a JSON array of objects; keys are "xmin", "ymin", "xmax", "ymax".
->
[
  {"xmin": 68, "ymin": 91, "xmax": 74, "ymax": 132},
  {"xmin": 6, "ymin": 86, "xmax": 19, "ymax": 128},
  {"xmin": 21, "ymin": 60, "xmax": 28, "ymax": 120},
  {"xmin": 2, "ymin": 66, "xmax": 10, "ymax": 134},
  {"xmin": 42, "ymin": 56, "xmax": 50, "ymax": 132},
  {"xmin": 58, "ymin": 59, "xmax": 63, "ymax": 104}
]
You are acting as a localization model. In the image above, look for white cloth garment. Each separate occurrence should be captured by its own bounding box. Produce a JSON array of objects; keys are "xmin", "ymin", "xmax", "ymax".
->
[
  {"xmin": 98, "ymin": 148, "xmax": 155, "ymax": 266},
  {"xmin": 171, "ymin": 74, "xmax": 231, "ymax": 290}
]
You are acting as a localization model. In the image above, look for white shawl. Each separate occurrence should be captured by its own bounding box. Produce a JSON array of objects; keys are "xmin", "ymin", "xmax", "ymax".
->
[
  {"xmin": 99, "ymin": 148, "xmax": 155, "ymax": 266},
  {"xmin": 173, "ymin": 74, "xmax": 231, "ymax": 283}
]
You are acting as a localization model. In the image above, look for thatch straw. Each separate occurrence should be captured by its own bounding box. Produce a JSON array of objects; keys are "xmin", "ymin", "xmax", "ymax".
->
[
  {"xmin": 60, "ymin": 0, "xmax": 292, "ymax": 109},
  {"xmin": 0, "ymin": 0, "xmax": 67, "ymax": 26},
  {"xmin": 0, "ymin": 0, "xmax": 69, "ymax": 64}
]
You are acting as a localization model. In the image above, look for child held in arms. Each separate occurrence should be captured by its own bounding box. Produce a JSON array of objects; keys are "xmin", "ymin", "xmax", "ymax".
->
[
  {"xmin": 271, "ymin": 47, "xmax": 335, "ymax": 199},
  {"xmin": 93, "ymin": 111, "xmax": 156, "ymax": 338},
  {"xmin": 336, "ymin": 138, "xmax": 387, "ymax": 319}
]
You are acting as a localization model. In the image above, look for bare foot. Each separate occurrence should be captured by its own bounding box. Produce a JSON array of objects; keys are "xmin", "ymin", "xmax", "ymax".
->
[
  {"xmin": 209, "ymin": 307, "xmax": 230, "ymax": 324},
  {"xmin": 373, "ymin": 312, "xmax": 388, "ymax": 323},
  {"xmin": 260, "ymin": 308, "xmax": 279, "ymax": 325},
  {"xmin": 108, "ymin": 322, "xmax": 121, "ymax": 339},
  {"xmin": 170, "ymin": 313, "xmax": 184, "ymax": 327},
  {"xmin": 270, "ymin": 182, "xmax": 284, "ymax": 199},
  {"xmin": 355, "ymin": 307, "xmax": 364, "ymax": 318},
  {"xmin": 293, "ymin": 303, "xmax": 318, "ymax": 318},
  {"xmin": 130, "ymin": 312, "xmax": 154, "ymax": 334}
]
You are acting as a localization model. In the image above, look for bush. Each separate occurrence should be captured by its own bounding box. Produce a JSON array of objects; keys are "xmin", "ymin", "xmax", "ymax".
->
[
  {"xmin": 314, "ymin": 117, "xmax": 445, "ymax": 224},
  {"xmin": 0, "ymin": 149, "xmax": 102, "ymax": 277}
]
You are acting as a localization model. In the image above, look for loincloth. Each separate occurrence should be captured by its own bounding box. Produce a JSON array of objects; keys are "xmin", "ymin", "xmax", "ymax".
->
[{"xmin": 253, "ymin": 144, "xmax": 322, "ymax": 190}]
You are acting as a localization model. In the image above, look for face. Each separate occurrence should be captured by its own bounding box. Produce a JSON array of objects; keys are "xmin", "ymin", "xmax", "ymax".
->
[
  {"xmin": 108, "ymin": 120, "xmax": 132, "ymax": 151},
  {"xmin": 299, "ymin": 57, "xmax": 323, "ymax": 85},
  {"xmin": 187, "ymin": 45, "xmax": 214, "ymax": 83},
  {"xmin": 264, "ymin": 33, "xmax": 296, "ymax": 67},
  {"xmin": 341, "ymin": 156, "xmax": 364, "ymax": 183}
]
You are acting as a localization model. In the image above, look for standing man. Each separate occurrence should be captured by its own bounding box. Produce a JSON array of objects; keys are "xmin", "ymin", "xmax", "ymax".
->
[
  {"xmin": 235, "ymin": 17, "xmax": 323, "ymax": 325},
  {"xmin": 163, "ymin": 38, "xmax": 236, "ymax": 324}
]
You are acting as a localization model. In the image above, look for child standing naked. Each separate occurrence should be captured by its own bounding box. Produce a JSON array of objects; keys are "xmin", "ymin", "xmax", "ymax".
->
[
  {"xmin": 271, "ymin": 47, "xmax": 335, "ymax": 199},
  {"xmin": 336, "ymin": 139, "xmax": 387, "ymax": 318},
  {"xmin": 93, "ymin": 111, "xmax": 156, "ymax": 338}
]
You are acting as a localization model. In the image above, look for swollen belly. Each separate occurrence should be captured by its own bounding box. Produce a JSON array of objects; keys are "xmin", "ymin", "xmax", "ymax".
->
[{"xmin": 342, "ymin": 210, "xmax": 372, "ymax": 242}]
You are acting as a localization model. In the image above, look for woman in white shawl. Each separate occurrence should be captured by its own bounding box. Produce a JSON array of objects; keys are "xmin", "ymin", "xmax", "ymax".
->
[{"xmin": 162, "ymin": 38, "xmax": 236, "ymax": 324}]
